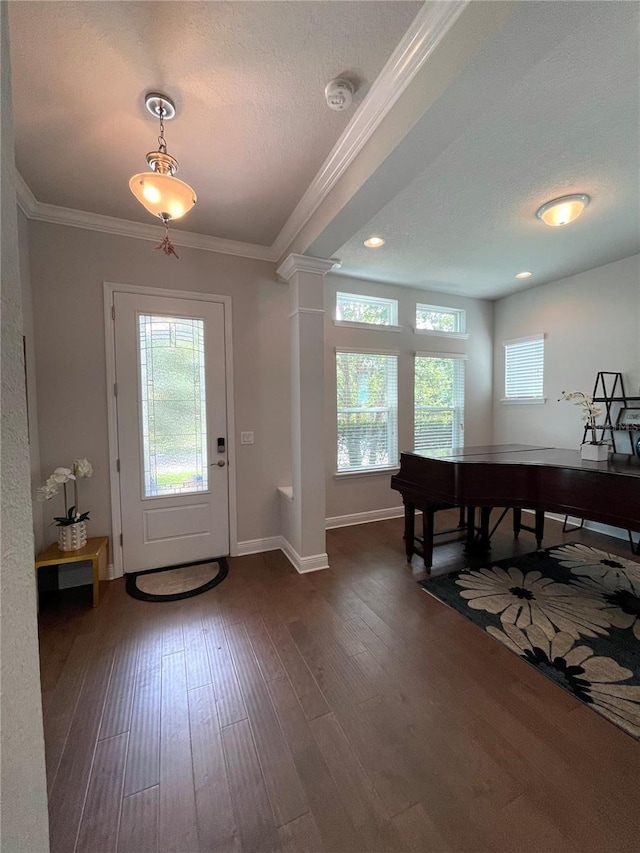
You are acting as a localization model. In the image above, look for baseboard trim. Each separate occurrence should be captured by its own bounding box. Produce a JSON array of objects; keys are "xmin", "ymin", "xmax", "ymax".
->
[
  {"xmin": 325, "ymin": 506, "xmax": 404, "ymax": 530},
  {"xmin": 279, "ymin": 538, "xmax": 329, "ymax": 573},
  {"xmin": 235, "ymin": 536, "xmax": 283, "ymax": 556},
  {"xmin": 521, "ymin": 509, "xmax": 628, "ymax": 543},
  {"xmin": 105, "ymin": 562, "xmax": 122, "ymax": 580}
]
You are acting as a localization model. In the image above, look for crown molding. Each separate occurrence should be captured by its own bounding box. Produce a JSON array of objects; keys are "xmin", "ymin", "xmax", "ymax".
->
[
  {"xmin": 14, "ymin": 171, "xmax": 276, "ymax": 262},
  {"xmin": 13, "ymin": 0, "xmax": 469, "ymax": 266},
  {"xmin": 270, "ymin": 0, "xmax": 469, "ymax": 259},
  {"xmin": 15, "ymin": 169, "xmax": 38, "ymax": 217},
  {"xmin": 277, "ymin": 253, "xmax": 341, "ymax": 282}
]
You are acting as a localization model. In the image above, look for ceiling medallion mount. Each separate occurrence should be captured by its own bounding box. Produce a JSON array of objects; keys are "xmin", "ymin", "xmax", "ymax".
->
[
  {"xmin": 536, "ymin": 193, "xmax": 590, "ymax": 227},
  {"xmin": 144, "ymin": 93, "xmax": 176, "ymax": 121},
  {"xmin": 129, "ymin": 92, "xmax": 197, "ymax": 258}
]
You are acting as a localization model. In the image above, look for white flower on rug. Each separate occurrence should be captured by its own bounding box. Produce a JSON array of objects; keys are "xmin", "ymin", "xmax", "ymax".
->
[
  {"xmin": 486, "ymin": 623, "xmax": 640, "ymax": 737},
  {"xmin": 550, "ymin": 544, "xmax": 640, "ymax": 642},
  {"xmin": 549, "ymin": 543, "xmax": 640, "ymax": 586},
  {"xmin": 455, "ymin": 566, "xmax": 612, "ymax": 640}
]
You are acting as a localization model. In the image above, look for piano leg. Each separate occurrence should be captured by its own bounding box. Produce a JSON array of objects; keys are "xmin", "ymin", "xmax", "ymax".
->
[
  {"xmin": 513, "ymin": 508, "xmax": 522, "ymax": 537},
  {"xmin": 465, "ymin": 506, "xmax": 476, "ymax": 552},
  {"xmin": 535, "ymin": 509, "xmax": 545, "ymax": 549},
  {"xmin": 404, "ymin": 502, "xmax": 415, "ymax": 561},
  {"xmin": 480, "ymin": 507, "xmax": 492, "ymax": 551},
  {"xmin": 423, "ymin": 509, "xmax": 435, "ymax": 572}
]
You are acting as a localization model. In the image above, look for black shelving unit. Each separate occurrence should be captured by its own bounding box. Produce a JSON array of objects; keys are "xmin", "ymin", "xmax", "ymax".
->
[
  {"xmin": 586, "ymin": 371, "xmax": 640, "ymax": 456},
  {"xmin": 565, "ymin": 372, "xmax": 640, "ymax": 555}
]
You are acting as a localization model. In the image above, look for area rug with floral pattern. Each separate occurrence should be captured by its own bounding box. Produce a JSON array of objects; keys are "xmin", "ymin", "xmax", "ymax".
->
[{"xmin": 419, "ymin": 543, "xmax": 640, "ymax": 739}]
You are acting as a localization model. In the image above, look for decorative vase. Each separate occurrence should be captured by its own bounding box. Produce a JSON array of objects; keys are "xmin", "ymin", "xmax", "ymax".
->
[
  {"xmin": 580, "ymin": 443, "xmax": 609, "ymax": 462},
  {"xmin": 58, "ymin": 520, "xmax": 87, "ymax": 552}
]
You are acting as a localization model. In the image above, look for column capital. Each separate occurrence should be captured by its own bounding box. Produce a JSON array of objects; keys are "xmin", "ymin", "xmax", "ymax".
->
[{"xmin": 277, "ymin": 253, "xmax": 341, "ymax": 282}]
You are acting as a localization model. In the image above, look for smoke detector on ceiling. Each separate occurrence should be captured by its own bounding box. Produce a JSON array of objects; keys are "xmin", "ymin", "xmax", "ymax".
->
[{"xmin": 324, "ymin": 78, "xmax": 355, "ymax": 111}]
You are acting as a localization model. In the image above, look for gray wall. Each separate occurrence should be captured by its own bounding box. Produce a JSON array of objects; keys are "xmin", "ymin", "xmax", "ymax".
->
[
  {"xmin": 0, "ymin": 3, "xmax": 50, "ymax": 848},
  {"xmin": 324, "ymin": 274, "xmax": 494, "ymax": 519},
  {"xmin": 28, "ymin": 221, "xmax": 291, "ymax": 550},
  {"xmin": 493, "ymin": 254, "xmax": 640, "ymax": 450},
  {"xmin": 19, "ymin": 209, "xmax": 44, "ymax": 552}
]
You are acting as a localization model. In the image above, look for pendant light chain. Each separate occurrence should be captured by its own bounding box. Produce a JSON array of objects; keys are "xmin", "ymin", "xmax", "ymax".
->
[{"xmin": 157, "ymin": 105, "xmax": 167, "ymax": 155}]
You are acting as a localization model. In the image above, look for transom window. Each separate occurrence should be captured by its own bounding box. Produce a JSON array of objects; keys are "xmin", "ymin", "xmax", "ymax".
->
[
  {"xmin": 414, "ymin": 353, "xmax": 466, "ymax": 453},
  {"xmin": 336, "ymin": 350, "xmax": 398, "ymax": 472},
  {"xmin": 336, "ymin": 292, "xmax": 398, "ymax": 327},
  {"xmin": 415, "ymin": 304, "xmax": 466, "ymax": 334},
  {"xmin": 503, "ymin": 334, "xmax": 545, "ymax": 401}
]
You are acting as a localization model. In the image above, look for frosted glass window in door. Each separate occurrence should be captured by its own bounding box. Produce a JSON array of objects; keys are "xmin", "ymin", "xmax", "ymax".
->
[{"xmin": 139, "ymin": 314, "xmax": 208, "ymax": 497}]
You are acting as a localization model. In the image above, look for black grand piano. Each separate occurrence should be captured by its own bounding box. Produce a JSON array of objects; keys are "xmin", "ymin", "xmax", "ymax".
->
[{"xmin": 390, "ymin": 444, "xmax": 640, "ymax": 569}]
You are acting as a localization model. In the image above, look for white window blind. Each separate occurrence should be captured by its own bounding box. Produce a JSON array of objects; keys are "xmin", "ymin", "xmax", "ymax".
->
[
  {"xmin": 415, "ymin": 303, "xmax": 465, "ymax": 333},
  {"xmin": 336, "ymin": 292, "xmax": 398, "ymax": 326},
  {"xmin": 414, "ymin": 354, "xmax": 465, "ymax": 453},
  {"xmin": 336, "ymin": 351, "xmax": 398, "ymax": 471},
  {"xmin": 504, "ymin": 335, "xmax": 545, "ymax": 400}
]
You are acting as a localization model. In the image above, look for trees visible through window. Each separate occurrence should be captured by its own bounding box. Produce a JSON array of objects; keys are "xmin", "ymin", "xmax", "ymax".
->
[
  {"xmin": 415, "ymin": 304, "xmax": 465, "ymax": 334},
  {"xmin": 336, "ymin": 351, "xmax": 398, "ymax": 471},
  {"xmin": 336, "ymin": 293, "xmax": 398, "ymax": 326},
  {"xmin": 414, "ymin": 354, "xmax": 465, "ymax": 453}
]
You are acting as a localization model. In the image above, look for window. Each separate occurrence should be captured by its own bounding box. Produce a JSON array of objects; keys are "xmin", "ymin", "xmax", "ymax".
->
[
  {"xmin": 414, "ymin": 353, "xmax": 465, "ymax": 453},
  {"xmin": 415, "ymin": 304, "xmax": 466, "ymax": 334},
  {"xmin": 139, "ymin": 314, "xmax": 208, "ymax": 497},
  {"xmin": 336, "ymin": 292, "xmax": 398, "ymax": 327},
  {"xmin": 336, "ymin": 350, "xmax": 398, "ymax": 472},
  {"xmin": 503, "ymin": 334, "xmax": 545, "ymax": 402}
]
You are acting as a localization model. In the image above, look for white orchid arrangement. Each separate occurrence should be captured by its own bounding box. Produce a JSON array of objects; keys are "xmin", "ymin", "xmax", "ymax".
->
[
  {"xmin": 37, "ymin": 458, "xmax": 93, "ymax": 526},
  {"xmin": 558, "ymin": 391, "xmax": 603, "ymax": 445}
]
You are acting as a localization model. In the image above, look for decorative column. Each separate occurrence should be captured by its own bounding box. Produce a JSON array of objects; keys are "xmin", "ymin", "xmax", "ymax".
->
[{"xmin": 276, "ymin": 254, "xmax": 340, "ymax": 572}]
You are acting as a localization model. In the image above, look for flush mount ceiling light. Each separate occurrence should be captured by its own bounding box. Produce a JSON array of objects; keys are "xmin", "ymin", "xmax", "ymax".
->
[
  {"xmin": 129, "ymin": 93, "xmax": 197, "ymax": 257},
  {"xmin": 515, "ymin": 271, "xmax": 533, "ymax": 279},
  {"xmin": 535, "ymin": 194, "xmax": 590, "ymax": 227},
  {"xmin": 364, "ymin": 236, "xmax": 385, "ymax": 248}
]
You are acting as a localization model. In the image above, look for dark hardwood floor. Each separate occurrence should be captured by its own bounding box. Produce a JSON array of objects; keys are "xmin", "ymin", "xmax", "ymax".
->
[{"xmin": 38, "ymin": 513, "xmax": 640, "ymax": 853}]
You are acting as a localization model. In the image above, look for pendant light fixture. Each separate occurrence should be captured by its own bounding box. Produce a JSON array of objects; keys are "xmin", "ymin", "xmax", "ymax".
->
[{"xmin": 129, "ymin": 93, "xmax": 197, "ymax": 257}]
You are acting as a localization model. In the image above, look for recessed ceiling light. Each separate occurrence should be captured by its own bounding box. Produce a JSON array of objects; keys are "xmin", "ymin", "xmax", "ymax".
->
[
  {"xmin": 536, "ymin": 194, "xmax": 590, "ymax": 227},
  {"xmin": 515, "ymin": 271, "xmax": 533, "ymax": 279},
  {"xmin": 364, "ymin": 236, "xmax": 385, "ymax": 248}
]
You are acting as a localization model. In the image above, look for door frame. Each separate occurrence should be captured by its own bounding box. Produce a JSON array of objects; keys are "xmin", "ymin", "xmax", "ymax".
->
[{"xmin": 103, "ymin": 281, "xmax": 237, "ymax": 577}]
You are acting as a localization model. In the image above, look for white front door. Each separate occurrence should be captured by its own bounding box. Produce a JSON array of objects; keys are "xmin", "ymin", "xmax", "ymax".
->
[{"xmin": 113, "ymin": 291, "xmax": 229, "ymax": 572}]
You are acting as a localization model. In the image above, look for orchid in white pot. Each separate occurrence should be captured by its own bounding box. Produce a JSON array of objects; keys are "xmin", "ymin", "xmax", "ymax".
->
[
  {"xmin": 38, "ymin": 459, "xmax": 93, "ymax": 550},
  {"xmin": 558, "ymin": 391, "xmax": 603, "ymax": 444}
]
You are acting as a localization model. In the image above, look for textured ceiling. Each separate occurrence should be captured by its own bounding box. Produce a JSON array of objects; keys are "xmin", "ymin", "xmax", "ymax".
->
[
  {"xmin": 333, "ymin": 1, "xmax": 640, "ymax": 298},
  {"xmin": 8, "ymin": 0, "xmax": 420, "ymax": 245},
  {"xmin": 9, "ymin": 2, "xmax": 640, "ymax": 299}
]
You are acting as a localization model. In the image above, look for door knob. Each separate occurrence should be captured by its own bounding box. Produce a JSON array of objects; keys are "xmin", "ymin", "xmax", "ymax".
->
[{"xmin": 216, "ymin": 459, "xmax": 226, "ymax": 467}]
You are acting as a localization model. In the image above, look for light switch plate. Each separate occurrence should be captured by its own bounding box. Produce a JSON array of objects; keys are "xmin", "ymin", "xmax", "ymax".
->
[{"xmin": 240, "ymin": 431, "xmax": 254, "ymax": 445}]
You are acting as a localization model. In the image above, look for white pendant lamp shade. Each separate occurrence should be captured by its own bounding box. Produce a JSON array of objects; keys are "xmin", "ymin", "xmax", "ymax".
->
[{"xmin": 129, "ymin": 172, "xmax": 197, "ymax": 221}]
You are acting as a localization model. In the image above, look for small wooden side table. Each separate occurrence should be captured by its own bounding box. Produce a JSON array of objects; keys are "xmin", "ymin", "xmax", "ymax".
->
[{"xmin": 34, "ymin": 536, "xmax": 109, "ymax": 608}]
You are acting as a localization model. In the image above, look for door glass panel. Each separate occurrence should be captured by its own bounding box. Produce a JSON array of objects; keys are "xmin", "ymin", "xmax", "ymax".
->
[{"xmin": 139, "ymin": 314, "xmax": 208, "ymax": 497}]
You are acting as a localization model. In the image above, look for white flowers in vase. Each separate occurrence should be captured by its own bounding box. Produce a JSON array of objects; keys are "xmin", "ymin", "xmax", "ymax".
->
[
  {"xmin": 558, "ymin": 391, "xmax": 603, "ymax": 445},
  {"xmin": 37, "ymin": 458, "xmax": 93, "ymax": 525}
]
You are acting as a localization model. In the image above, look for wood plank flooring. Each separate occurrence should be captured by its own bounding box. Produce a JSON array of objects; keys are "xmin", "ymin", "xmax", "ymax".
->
[{"xmin": 38, "ymin": 514, "xmax": 640, "ymax": 853}]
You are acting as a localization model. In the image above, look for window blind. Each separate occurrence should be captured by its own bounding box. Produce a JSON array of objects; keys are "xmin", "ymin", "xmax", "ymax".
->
[
  {"xmin": 414, "ymin": 354, "xmax": 465, "ymax": 453},
  {"xmin": 504, "ymin": 335, "xmax": 545, "ymax": 399},
  {"xmin": 336, "ymin": 351, "xmax": 398, "ymax": 471}
]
